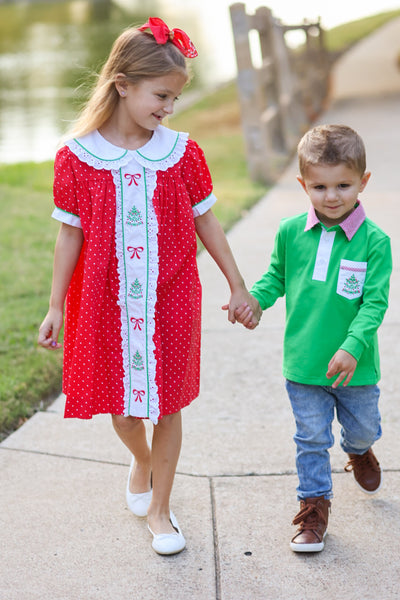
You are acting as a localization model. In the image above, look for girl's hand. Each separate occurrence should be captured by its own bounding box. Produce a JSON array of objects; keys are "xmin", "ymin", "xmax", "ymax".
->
[
  {"xmin": 326, "ymin": 349, "xmax": 357, "ymax": 388},
  {"xmin": 38, "ymin": 308, "xmax": 64, "ymax": 350}
]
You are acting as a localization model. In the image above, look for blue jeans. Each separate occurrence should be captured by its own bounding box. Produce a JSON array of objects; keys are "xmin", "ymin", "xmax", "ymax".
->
[{"xmin": 285, "ymin": 380, "xmax": 382, "ymax": 500}]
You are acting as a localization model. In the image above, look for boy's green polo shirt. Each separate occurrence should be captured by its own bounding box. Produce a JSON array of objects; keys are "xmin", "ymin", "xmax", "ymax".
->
[{"xmin": 251, "ymin": 203, "xmax": 392, "ymax": 386}]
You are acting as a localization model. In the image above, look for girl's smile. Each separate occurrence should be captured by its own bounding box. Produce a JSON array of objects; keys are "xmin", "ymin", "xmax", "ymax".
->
[{"xmin": 297, "ymin": 163, "xmax": 370, "ymax": 227}]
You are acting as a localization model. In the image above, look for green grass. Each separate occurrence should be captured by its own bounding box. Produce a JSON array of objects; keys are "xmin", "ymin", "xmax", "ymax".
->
[
  {"xmin": 1, "ymin": 10, "xmax": 398, "ymax": 439},
  {"xmin": 0, "ymin": 163, "xmax": 63, "ymax": 438},
  {"xmin": 171, "ymin": 82, "xmax": 267, "ymax": 228},
  {"xmin": 324, "ymin": 10, "xmax": 400, "ymax": 53}
]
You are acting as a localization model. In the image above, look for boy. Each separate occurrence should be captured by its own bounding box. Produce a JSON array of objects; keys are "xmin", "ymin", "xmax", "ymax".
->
[{"xmin": 236, "ymin": 124, "xmax": 392, "ymax": 552}]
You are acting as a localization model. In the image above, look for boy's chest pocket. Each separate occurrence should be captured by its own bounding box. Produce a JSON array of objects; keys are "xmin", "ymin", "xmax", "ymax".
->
[{"xmin": 337, "ymin": 259, "xmax": 367, "ymax": 300}]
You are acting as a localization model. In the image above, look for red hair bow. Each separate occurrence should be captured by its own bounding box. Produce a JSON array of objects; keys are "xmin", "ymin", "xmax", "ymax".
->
[{"xmin": 139, "ymin": 17, "xmax": 198, "ymax": 58}]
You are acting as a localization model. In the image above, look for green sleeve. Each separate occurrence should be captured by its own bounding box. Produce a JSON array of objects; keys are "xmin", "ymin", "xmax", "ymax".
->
[{"xmin": 250, "ymin": 225, "xmax": 286, "ymax": 310}]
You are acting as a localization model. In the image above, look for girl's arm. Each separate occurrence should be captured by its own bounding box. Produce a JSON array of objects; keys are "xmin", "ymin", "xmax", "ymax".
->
[
  {"xmin": 38, "ymin": 223, "xmax": 84, "ymax": 349},
  {"xmin": 195, "ymin": 209, "xmax": 261, "ymax": 325}
]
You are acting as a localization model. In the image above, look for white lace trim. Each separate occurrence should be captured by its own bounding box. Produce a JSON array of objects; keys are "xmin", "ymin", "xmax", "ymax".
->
[
  {"xmin": 66, "ymin": 126, "xmax": 188, "ymax": 173},
  {"xmin": 134, "ymin": 129, "xmax": 188, "ymax": 172},
  {"xmin": 141, "ymin": 168, "xmax": 159, "ymax": 424},
  {"xmin": 67, "ymin": 138, "xmax": 132, "ymax": 172}
]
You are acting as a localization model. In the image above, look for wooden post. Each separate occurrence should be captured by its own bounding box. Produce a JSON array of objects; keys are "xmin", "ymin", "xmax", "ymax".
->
[
  {"xmin": 253, "ymin": 6, "xmax": 286, "ymax": 154},
  {"xmin": 230, "ymin": 2, "xmax": 288, "ymax": 183},
  {"xmin": 230, "ymin": 3, "xmax": 330, "ymax": 183},
  {"xmin": 269, "ymin": 17, "xmax": 306, "ymax": 151}
]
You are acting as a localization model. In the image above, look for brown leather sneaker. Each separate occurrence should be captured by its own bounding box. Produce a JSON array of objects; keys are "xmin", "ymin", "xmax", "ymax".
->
[
  {"xmin": 344, "ymin": 448, "xmax": 382, "ymax": 494},
  {"xmin": 290, "ymin": 497, "xmax": 331, "ymax": 552}
]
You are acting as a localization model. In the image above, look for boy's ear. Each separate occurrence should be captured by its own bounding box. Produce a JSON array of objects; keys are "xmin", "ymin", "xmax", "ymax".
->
[
  {"xmin": 360, "ymin": 171, "xmax": 371, "ymax": 192},
  {"xmin": 297, "ymin": 175, "xmax": 308, "ymax": 193}
]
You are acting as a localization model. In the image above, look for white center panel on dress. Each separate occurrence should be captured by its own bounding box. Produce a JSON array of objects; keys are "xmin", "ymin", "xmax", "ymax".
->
[{"xmin": 113, "ymin": 160, "xmax": 160, "ymax": 424}]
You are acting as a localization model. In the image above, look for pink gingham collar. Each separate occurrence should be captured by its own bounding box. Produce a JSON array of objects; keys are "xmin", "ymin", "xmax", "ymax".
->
[{"xmin": 305, "ymin": 201, "xmax": 366, "ymax": 241}]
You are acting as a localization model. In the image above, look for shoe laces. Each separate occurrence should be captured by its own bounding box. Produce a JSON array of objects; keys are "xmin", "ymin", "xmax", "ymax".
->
[
  {"xmin": 344, "ymin": 451, "xmax": 380, "ymax": 474},
  {"xmin": 292, "ymin": 503, "xmax": 327, "ymax": 531}
]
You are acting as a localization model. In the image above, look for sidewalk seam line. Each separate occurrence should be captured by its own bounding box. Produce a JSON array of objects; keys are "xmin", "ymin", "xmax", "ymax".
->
[
  {"xmin": 1, "ymin": 448, "xmax": 399, "ymax": 475},
  {"xmin": 209, "ymin": 477, "xmax": 222, "ymax": 600}
]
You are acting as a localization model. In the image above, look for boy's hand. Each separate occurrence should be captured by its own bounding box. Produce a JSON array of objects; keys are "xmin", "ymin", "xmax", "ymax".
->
[
  {"xmin": 235, "ymin": 301, "xmax": 262, "ymax": 329},
  {"xmin": 326, "ymin": 349, "xmax": 357, "ymax": 388},
  {"xmin": 234, "ymin": 303, "xmax": 258, "ymax": 329},
  {"xmin": 222, "ymin": 297, "xmax": 262, "ymax": 329}
]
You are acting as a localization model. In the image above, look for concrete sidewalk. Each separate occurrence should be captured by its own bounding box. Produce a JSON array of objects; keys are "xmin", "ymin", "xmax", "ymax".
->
[{"xmin": 1, "ymin": 18, "xmax": 400, "ymax": 600}]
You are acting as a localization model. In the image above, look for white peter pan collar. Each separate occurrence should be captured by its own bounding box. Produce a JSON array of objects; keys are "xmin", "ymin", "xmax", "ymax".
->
[{"xmin": 66, "ymin": 125, "xmax": 188, "ymax": 172}]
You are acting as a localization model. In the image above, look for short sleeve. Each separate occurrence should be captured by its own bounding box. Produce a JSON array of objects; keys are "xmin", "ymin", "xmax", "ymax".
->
[
  {"xmin": 180, "ymin": 140, "xmax": 217, "ymax": 217},
  {"xmin": 52, "ymin": 146, "xmax": 82, "ymax": 228}
]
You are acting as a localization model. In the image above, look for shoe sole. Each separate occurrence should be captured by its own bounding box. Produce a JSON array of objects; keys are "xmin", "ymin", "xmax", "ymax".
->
[
  {"xmin": 290, "ymin": 532, "xmax": 326, "ymax": 553},
  {"xmin": 149, "ymin": 511, "xmax": 186, "ymax": 555},
  {"xmin": 354, "ymin": 472, "xmax": 382, "ymax": 495},
  {"xmin": 150, "ymin": 534, "xmax": 186, "ymax": 555}
]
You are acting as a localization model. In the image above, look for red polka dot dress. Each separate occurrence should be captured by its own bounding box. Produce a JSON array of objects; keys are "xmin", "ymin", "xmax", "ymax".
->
[{"xmin": 52, "ymin": 126, "xmax": 216, "ymax": 424}]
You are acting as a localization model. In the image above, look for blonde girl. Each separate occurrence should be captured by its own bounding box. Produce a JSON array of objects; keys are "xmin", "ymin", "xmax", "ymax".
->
[{"xmin": 38, "ymin": 18, "xmax": 255, "ymax": 555}]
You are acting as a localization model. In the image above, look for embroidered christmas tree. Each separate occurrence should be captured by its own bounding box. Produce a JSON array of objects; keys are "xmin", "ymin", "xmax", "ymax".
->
[
  {"xmin": 132, "ymin": 350, "xmax": 144, "ymax": 371},
  {"xmin": 126, "ymin": 206, "xmax": 143, "ymax": 226},
  {"xmin": 128, "ymin": 278, "xmax": 143, "ymax": 299},
  {"xmin": 343, "ymin": 273, "xmax": 361, "ymax": 295}
]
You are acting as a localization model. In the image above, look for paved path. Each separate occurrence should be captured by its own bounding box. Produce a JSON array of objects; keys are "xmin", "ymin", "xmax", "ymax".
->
[{"xmin": 1, "ymin": 17, "xmax": 400, "ymax": 600}]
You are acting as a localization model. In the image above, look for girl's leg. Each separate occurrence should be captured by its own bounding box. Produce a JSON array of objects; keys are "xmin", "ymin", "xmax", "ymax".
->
[
  {"xmin": 112, "ymin": 415, "xmax": 151, "ymax": 493},
  {"xmin": 147, "ymin": 410, "xmax": 182, "ymax": 535}
]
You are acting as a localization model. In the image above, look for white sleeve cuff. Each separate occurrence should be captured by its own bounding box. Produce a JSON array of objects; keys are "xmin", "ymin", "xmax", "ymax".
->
[
  {"xmin": 192, "ymin": 192, "xmax": 217, "ymax": 217},
  {"xmin": 52, "ymin": 207, "xmax": 82, "ymax": 229}
]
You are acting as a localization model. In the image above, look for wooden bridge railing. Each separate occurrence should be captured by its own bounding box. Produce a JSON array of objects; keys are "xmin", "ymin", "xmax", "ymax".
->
[{"xmin": 230, "ymin": 3, "xmax": 331, "ymax": 183}]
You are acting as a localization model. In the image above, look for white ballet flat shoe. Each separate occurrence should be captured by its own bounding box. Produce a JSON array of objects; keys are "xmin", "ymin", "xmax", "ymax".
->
[
  {"xmin": 148, "ymin": 511, "xmax": 186, "ymax": 555},
  {"xmin": 126, "ymin": 458, "xmax": 152, "ymax": 518}
]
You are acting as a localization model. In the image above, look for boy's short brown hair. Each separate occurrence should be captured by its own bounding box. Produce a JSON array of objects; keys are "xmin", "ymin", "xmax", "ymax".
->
[{"xmin": 298, "ymin": 124, "xmax": 366, "ymax": 177}]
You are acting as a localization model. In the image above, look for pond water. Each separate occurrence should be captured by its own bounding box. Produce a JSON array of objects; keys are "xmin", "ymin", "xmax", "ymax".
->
[{"xmin": 0, "ymin": 0, "xmax": 239, "ymax": 163}]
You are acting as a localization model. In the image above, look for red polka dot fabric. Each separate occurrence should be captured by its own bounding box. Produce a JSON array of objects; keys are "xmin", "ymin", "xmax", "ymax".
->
[{"xmin": 52, "ymin": 127, "xmax": 216, "ymax": 422}]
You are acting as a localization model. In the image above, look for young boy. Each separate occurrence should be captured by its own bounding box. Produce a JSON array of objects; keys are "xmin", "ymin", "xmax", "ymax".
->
[{"xmin": 236, "ymin": 124, "xmax": 392, "ymax": 552}]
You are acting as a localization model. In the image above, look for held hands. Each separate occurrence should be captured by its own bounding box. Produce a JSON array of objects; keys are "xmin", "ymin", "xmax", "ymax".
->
[
  {"xmin": 37, "ymin": 308, "xmax": 63, "ymax": 350},
  {"xmin": 221, "ymin": 291, "xmax": 262, "ymax": 329},
  {"xmin": 233, "ymin": 300, "xmax": 262, "ymax": 329},
  {"xmin": 326, "ymin": 349, "xmax": 357, "ymax": 388}
]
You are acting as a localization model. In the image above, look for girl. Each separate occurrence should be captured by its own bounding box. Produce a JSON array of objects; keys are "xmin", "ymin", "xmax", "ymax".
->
[{"xmin": 38, "ymin": 18, "xmax": 255, "ymax": 555}]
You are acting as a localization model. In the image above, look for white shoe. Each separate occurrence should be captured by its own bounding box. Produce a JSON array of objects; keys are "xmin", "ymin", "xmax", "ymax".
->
[
  {"xmin": 148, "ymin": 511, "xmax": 186, "ymax": 555},
  {"xmin": 126, "ymin": 458, "xmax": 152, "ymax": 517}
]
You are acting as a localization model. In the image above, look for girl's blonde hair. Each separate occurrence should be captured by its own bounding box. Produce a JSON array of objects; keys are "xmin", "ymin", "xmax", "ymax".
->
[
  {"xmin": 68, "ymin": 28, "xmax": 188, "ymax": 139},
  {"xmin": 298, "ymin": 124, "xmax": 367, "ymax": 177}
]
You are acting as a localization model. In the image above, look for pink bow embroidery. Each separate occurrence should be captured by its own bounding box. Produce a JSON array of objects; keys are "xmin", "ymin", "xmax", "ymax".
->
[
  {"xmin": 127, "ymin": 246, "xmax": 144, "ymax": 259},
  {"xmin": 124, "ymin": 173, "xmax": 141, "ymax": 187},
  {"xmin": 130, "ymin": 317, "xmax": 144, "ymax": 331},
  {"xmin": 132, "ymin": 389, "xmax": 145, "ymax": 403},
  {"xmin": 138, "ymin": 17, "xmax": 198, "ymax": 58}
]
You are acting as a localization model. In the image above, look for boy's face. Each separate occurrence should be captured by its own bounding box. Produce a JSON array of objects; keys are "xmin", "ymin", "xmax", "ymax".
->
[{"xmin": 297, "ymin": 163, "xmax": 371, "ymax": 228}]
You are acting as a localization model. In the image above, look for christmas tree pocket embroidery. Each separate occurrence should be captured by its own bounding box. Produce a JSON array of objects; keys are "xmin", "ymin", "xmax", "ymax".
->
[{"xmin": 337, "ymin": 259, "xmax": 367, "ymax": 300}]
